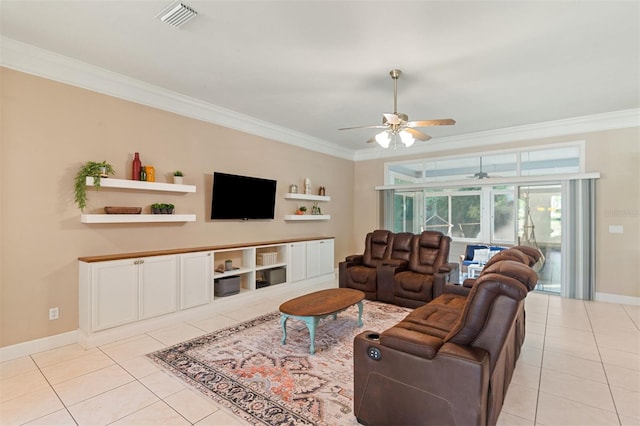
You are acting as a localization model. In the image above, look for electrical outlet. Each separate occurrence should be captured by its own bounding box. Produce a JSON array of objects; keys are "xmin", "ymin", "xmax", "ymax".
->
[{"xmin": 49, "ymin": 307, "xmax": 59, "ymax": 320}]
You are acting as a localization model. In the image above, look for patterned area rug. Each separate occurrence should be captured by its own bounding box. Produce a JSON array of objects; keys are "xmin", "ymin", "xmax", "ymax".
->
[{"xmin": 147, "ymin": 300, "xmax": 411, "ymax": 426}]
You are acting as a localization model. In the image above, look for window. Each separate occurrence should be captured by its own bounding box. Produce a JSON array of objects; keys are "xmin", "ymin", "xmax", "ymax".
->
[{"xmin": 385, "ymin": 143, "xmax": 582, "ymax": 185}]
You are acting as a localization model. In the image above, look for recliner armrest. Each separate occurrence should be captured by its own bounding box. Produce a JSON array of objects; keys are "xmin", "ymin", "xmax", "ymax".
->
[
  {"xmin": 345, "ymin": 254, "xmax": 363, "ymax": 264},
  {"xmin": 382, "ymin": 258, "xmax": 408, "ymax": 267},
  {"xmin": 380, "ymin": 326, "xmax": 444, "ymax": 360},
  {"xmin": 377, "ymin": 262, "xmax": 408, "ymax": 303},
  {"xmin": 438, "ymin": 342, "xmax": 489, "ymax": 364}
]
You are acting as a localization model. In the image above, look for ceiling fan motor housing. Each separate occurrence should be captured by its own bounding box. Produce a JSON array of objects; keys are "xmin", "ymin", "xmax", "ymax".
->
[{"xmin": 383, "ymin": 113, "xmax": 408, "ymax": 125}]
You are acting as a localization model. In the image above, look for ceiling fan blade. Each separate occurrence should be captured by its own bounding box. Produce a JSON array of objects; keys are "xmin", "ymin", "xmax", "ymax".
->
[
  {"xmin": 406, "ymin": 118, "xmax": 456, "ymax": 127},
  {"xmin": 338, "ymin": 125, "xmax": 387, "ymax": 131},
  {"xmin": 404, "ymin": 127, "xmax": 431, "ymax": 141}
]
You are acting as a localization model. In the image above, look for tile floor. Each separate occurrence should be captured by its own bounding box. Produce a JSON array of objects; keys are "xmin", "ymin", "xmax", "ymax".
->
[{"xmin": 1, "ymin": 281, "xmax": 639, "ymax": 425}]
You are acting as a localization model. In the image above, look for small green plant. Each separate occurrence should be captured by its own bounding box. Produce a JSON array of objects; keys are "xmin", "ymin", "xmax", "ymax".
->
[
  {"xmin": 299, "ymin": 206, "xmax": 307, "ymax": 213},
  {"xmin": 74, "ymin": 161, "xmax": 115, "ymax": 211},
  {"xmin": 151, "ymin": 203, "xmax": 175, "ymax": 214},
  {"xmin": 173, "ymin": 170, "xmax": 184, "ymax": 177}
]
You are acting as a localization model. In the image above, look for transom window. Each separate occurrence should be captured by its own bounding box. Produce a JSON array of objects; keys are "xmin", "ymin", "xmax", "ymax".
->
[{"xmin": 386, "ymin": 144, "xmax": 581, "ymax": 185}]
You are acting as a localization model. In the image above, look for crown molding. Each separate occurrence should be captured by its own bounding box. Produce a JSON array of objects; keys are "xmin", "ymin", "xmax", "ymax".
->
[
  {"xmin": 0, "ymin": 37, "xmax": 354, "ymax": 160},
  {"xmin": 353, "ymin": 108, "xmax": 640, "ymax": 161},
  {"xmin": 2, "ymin": 37, "xmax": 637, "ymax": 163}
]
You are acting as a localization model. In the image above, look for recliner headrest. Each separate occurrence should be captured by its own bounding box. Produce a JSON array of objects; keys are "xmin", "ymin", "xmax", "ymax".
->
[
  {"xmin": 371, "ymin": 229, "xmax": 392, "ymax": 244},
  {"xmin": 419, "ymin": 231, "xmax": 443, "ymax": 249},
  {"xmin": 481, "ymin": 260, "xmax": 538, "ymax": 291}
]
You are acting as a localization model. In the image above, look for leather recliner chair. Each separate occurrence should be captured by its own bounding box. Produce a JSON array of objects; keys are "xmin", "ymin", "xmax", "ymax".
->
[
  {"xmin": 338, "ymin": 229, "xmax": 394, "ymax": 300},
  {"xmin": 389, "ymin": 231, "xmax": 455, "ymax": 308}
]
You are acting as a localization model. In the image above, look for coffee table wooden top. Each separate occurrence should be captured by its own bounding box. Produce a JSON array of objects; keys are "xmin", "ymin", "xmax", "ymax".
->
[{"xmin": 279, "ymin": 288, "xmax": 365, "ymax": 317}]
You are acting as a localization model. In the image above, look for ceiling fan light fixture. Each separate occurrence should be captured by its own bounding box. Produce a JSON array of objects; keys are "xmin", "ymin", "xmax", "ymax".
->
[
  {"xmin": 399, "ymin": 130, "xmax": 415, "ymax": 147},
  {"xmin": 375, "ymin": 131, "xmax": 391, "ymax": 148}
]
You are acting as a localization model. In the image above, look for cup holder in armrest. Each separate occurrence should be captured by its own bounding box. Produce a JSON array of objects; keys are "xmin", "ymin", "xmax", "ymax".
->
[{"xmin": 366, "ymin": 333, "xmax": 380, "ymax": 341}]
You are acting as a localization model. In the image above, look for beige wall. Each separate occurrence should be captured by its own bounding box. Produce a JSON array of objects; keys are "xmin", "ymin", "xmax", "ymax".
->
[
  {"xmin": 2, "ymin": 67, "xmax": 638, "ymax": 349},
  {"xmin": 0, "ymin": 68, "xmax": 355, "ymax": 347},
  {"xmin": 353, "ymin": 128, "xmax": 640, "ymax": 299}
]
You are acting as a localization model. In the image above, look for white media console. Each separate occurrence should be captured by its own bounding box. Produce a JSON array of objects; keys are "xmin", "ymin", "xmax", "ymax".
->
[{"xmin": 78, "ymin": 237, "xmax": 334, "ymax": 348}]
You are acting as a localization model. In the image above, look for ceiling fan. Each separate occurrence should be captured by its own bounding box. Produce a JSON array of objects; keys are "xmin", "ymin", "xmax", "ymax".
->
[
  {"xmin": 469, "ymin": 157, "xmax": 494, "ymax": 179},
  {"xmin": 338, "ymin": 69, "xmax": 455, "ymax": 148}
]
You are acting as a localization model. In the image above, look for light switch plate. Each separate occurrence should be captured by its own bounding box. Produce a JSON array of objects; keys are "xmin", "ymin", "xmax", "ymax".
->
[{"xmin": 609, "ymin": 225, "xmax": 624, "ymax": 234}]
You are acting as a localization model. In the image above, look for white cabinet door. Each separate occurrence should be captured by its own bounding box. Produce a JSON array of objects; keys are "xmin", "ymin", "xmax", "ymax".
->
[
  {"xmin": 139, "ymin": 255, "xmax": 178, "ymax": 320},
  {"xmin": 91, "ymin": 259, "xmax": 138, "ymax": 331},
  {"xmin": 179, "ymin": 251, "xmax": 212, "ymax": 309},
  {"xmin": 288, "ymin": 242, "xmax": 307, "ymax": 282},
  {"xmin": 306, "ymin": 239, "xmax": 334, "ymax": 278}
]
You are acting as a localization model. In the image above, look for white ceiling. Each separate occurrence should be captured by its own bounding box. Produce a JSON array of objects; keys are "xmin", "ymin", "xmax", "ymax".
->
[{"xmin": 1, "ymin": 1, "xmax": 639, "ymax": 157}]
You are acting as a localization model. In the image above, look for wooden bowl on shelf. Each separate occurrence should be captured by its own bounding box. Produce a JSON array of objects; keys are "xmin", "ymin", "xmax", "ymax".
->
[{"xmin": 104, "ymin": 206, "xmax": 142, "ymax": 214}]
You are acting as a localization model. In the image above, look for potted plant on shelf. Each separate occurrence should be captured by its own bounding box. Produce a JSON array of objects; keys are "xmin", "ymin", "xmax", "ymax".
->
[
  {"xmin": 74, "ymin": 161, "xmax": 115, "ymax": 211},
  {"xmin": 151, "ymin": 203, "xmax": 175, "ymax": 214},
  {"xmin": 295, "ymin": 206, "xmax": 307, "ymax": 215},
  {"xmin": 173, "ymin": 171, "xmax": 184, "ymax": 184}
]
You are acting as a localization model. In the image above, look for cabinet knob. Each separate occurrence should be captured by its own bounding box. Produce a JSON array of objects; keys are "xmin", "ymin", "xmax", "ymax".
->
[{"xmin": 140, "ymin": 259, "xmax": 144, "ymax": 264}]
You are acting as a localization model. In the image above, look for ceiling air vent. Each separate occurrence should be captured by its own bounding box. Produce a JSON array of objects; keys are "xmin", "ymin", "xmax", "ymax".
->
[{"xmin": 157, "ymin": 2, "xmax": 198, "ymax": 28}]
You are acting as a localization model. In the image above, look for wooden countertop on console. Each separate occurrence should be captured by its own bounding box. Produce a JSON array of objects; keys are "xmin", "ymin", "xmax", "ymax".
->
[{"xmin": 78, "ymin": 236, "xmax": 335, "ymax": 263}]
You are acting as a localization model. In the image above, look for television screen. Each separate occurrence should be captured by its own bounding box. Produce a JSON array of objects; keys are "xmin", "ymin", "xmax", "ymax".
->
[{"xmin": 211, "ymin": 172, "xmax": 277, "ymax": 220}]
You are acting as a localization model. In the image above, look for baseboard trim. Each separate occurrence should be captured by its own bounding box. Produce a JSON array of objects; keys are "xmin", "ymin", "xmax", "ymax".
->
[
  {"xmin": 595, "ymin": 292, "xmax": 640, "ymax": 306},
  {"xmin": 1, "ymin": 273, "xmax": 337, "ymax": 360},
  {"xmin": 0, "ymin": 330, "xmax": 78, "ymax": 362}
]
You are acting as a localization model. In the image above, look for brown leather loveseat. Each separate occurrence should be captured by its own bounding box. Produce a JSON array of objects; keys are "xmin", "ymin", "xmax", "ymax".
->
[
  {"xmin": 339, "ymin": 230, "xmax": 458, "ymax": 306},
  {"xmin": 353, "ymin": 256, "xmax": 538, "ymax": 426}
]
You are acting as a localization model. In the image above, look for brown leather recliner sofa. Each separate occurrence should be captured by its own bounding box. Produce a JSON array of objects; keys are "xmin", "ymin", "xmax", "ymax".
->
[
  {"xmin": 340, "ymin": 230, "xmax": 458, "ymax": 306},
  {"xmin": 353, "ymin": 256, "xmax": 538, "ymax": 426}
]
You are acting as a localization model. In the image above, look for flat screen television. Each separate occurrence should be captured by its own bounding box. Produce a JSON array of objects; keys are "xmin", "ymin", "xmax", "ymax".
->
[{"xmin": 211, "ymin": 172, "xmax": 277, "ymax": 220}]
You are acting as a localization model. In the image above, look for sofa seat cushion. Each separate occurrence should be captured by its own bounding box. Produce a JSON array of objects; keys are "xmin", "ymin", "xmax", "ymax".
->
[
  {"xmin": 393, "ymin": 272, "xmax": 435, "ymax": 306},
  {"xmin": 428, "ymin": 293, "xmax": 468, "ymax": 311},
  {"xmin": 346, "ymin": 266, "xmax": 378, "ymax": 292},
  {"xmin": 393, "ymin": 304, "xmax": 462, "ymax": 339}
]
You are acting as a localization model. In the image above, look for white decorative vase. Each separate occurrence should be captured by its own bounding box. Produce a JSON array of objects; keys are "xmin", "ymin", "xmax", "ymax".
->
[{"xmin": 174, "ymin": 176, "xmax": 183, "ymax": 184}]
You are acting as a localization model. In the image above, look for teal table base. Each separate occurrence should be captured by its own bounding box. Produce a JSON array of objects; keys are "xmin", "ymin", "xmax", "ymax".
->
[{"xmin": 280, "ymin": 301, "xmax": 364, "ymax": 354}]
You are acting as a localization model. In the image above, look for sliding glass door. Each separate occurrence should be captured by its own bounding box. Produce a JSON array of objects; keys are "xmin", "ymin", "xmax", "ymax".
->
[{"xmin": 518, "ymin": 185, "xmax": 562, "ymax": 293}]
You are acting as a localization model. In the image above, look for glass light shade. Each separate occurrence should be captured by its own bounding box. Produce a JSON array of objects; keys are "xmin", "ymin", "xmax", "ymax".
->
[
  {"xmin": 399, "ymin": 130, "xmax": 415, "ymax": 147},
  {"xmin": 375, "ymin": 131, "xmax": 391, "ymax": 148}
]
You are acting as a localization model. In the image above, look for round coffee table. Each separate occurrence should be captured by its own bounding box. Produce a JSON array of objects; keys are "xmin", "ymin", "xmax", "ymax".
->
[{"xmin": 279, "ymin": 288, "xmax": 365, "ymax": 354}]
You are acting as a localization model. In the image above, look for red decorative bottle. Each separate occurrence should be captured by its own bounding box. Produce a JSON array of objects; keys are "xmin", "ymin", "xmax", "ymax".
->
[{"xmin": 132, "ymin": 152, "xmax": 141, "ymax": 181}]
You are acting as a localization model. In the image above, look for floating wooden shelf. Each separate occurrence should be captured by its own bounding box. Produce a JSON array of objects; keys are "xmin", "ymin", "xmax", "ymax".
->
[
  {"xmin": 85, "ymin": 177, "xmax": 196, "ymax": 193},
  {"xmin": 81, "ymin": 214, "xmax": 196, "ymax": 223},
  {"xmin": 284, "ymin": 193, "xmax": 330, "ymax": 202},
  {"xmin": 284, "ymin": 215, "xmax": 331, "ymax": 221}
]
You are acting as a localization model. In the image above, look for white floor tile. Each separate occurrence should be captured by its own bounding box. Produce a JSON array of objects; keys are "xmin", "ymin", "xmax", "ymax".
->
[
  {"xmin": 0, "ymin": 356, "xmax": 37, "ymax": 380},
  {"xmin": 146, "ymin": 323, "xmax": 208, "ymax": 346},
  {"xmin": 163, "ymin": 388, "xmax": 221, "ymax": 424},
  {"xmin": 2, "ymin": 288, "xmax": 639, "ymax": 426},
  {"xmin": 0, "ymin": 386, "xmax": 64, "ymax": 425},
  {"xmin": 536, "ymin": 391, "xmax": 620, "ymax": 425},
  {"xmin": 67, "ymin": 381, "xmax": 159, "ymax": 425},
  {"xmin": 23, "ymin": 408, "xmax": 77, "ymax": 425},
  {"xmin": 110, "ymin": 400, "xmax": 190, "ymax": 425},
  {"xmin": 52, "ymin": 364, "xmax": 135, "ymax": 406},
  {"xmin": 539, "ymin": 369, "xmax": 616, "ymax": 412},
  {"xmin": 40, "ymin": 348, "xmax": 114, "ymax": 384}
]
